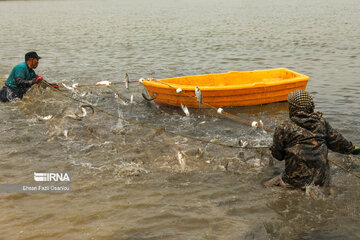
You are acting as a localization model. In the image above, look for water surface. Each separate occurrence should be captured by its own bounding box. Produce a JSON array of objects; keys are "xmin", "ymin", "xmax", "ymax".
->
[{"xmin": 0, "ymin": 0, "xmax": 360, "ymax": 239}]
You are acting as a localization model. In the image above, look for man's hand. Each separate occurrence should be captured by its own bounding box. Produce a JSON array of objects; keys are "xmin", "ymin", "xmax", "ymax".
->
[
  {"xmin": 50, "ymin": 83, "xmax": 59, "ymax": 89},
  {"xmin": 352, "ymin": 146, "xmax": 360, "ymax": 155},
  {"xmin": 33, "ymin": 76, "xmax": 43, "ymax": 84},
  {"xmin": 34, "ymin": 76, "xmax": 43, "ymax": 84}
]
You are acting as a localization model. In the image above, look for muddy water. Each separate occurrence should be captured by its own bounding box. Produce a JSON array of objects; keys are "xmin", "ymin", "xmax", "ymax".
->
[{"xmin": 1, "ymin": 0, "xmax": 360, "ymax": 239}]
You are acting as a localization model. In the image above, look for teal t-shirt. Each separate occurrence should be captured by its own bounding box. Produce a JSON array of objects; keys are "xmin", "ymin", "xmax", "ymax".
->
[{"xmin": 5, "ymin": 62, "xmax": 38, "ymax": 95}]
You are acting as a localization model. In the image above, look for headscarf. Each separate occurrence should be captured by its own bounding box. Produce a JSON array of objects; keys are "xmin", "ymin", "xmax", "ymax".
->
[{"xmin": 288, "ymin": 90, "xmax": 315, "ymax": 117}]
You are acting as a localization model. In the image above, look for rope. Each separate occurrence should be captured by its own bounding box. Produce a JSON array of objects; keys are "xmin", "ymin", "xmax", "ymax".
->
[
  {"xmin": 1, "ymin": 77, "xmax": 139, "ymax": 89},
  {"xmin": 60, "ymin": 81, "xmax": 138, "ymax": 89},
  {"xmin": 37, "ymin": 79, "xmax": 360, "ymax": 179},
  {"xmin": 63, "ymin": 81, "xmax": 139, "ymax": 88}
]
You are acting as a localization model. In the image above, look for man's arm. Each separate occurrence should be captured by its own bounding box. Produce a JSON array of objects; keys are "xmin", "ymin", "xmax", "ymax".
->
[
  {"xmin": 15, "ymin": 76, "xmax": 35, "ymax": 88},
  {"xmin": 325, "ymin": 119, "xmax": 356, "ymax": 154},
  {"xmin": 14, "ymin": 68, "xmax": 35, "ymax": 88},
  {"xmin": 270, "ymin": 123, "xmax": 286, "ymax": 161}
]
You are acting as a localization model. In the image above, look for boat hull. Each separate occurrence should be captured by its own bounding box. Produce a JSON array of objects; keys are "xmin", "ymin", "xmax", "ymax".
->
[{"xmin": 143, "ymin": 68, "xmax": 309, "ymax": 108}]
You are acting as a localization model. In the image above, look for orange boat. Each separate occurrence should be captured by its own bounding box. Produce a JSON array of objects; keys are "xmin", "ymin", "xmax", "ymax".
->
[{"xmin": 141, "ymin": 68, "xmax": 309, "ymax": 108}]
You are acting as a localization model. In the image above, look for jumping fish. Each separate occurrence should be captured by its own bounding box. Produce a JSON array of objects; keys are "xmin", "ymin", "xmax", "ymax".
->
[
  {"xmin": 124, "ymin": 73, "xmax": 129, "ymax": 90},
  {"xmin": 258, "ymin": 120, "xmax": 264, "ymax": 129},
  {"xmin": 96, "ymin": 81, "xmax": 112, "ymax": 86},
  {"xmin": 37, "ymin": 115, "xmax": 53, "ymax": 121},
  {"xmin": 81, "ymin": 104, "xmax": 95, "ymax": 114},
  {"xmin": 177, "ymin": 151, "xmax": 186, "ymax": 170},
  {"xmin": 115, "ymin": 93, "xmax": 129, "ymax": 105},
  {"xmin": 181, "ymin": 104, "xmax": 190, "ymax": 116},
  {"xmin": 63, "ymin": 130, "xmax": 69, "ymax": 138},
  {"xmin": 80, "ymin": 92, "xmax": 88, "ymax": 97},
  {"xmin": 66, "ymin": 105, "xmax": 94, "ymax": 120},
  {"xmin": 79, "ymin": 107, "xmax": 87, "ymax": 117},
  {"xmin": 195, "ymin": 86, "xmax": 202, "ymax": 106},
  {"xmin": 239, "ymin": 140, "xmax": 249, "ymax": 148},
  {"xmin": 141, "ymin": 92, "xmax": 157, "ymax": 101},
  {"xmin": 259, "ymin": 120, "xmax": 266, "ymax": 133},
  {"xmin": 62, "ymin": 83, "xmax": 74, "ymax": 91},
  {"xmin": 65, "ymin": 113, "xmax": 82, "ymax": 121}
]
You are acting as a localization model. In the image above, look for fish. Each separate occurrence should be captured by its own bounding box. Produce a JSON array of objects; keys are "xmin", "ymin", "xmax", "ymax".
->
[
  {"xmin": 259, "ymin": 120, "xmax": 267, "ymax": 133},
  {"xmin": 79, "ymin": 107, "xmax": 87, "ymax": 117},
  {"xmin": 259, "ymin": 120, "xmax": 264, "ymax": 128},
  {"xmin": 115, "ymin": 93, "xmax": 129, "ymax": 105},
  {"xmin": 65, "ymin": 114, "xmax": 82, "ymax": 121},
  {"xmin": 181, "ymin": 104, "xmax": 190, "ymax": 116},
  {"xmin": 79, "ymin": 92, "xmax": 89, "ymax": 97},
  {"xmin": 130, "ymin": 94, "xmax": 134, "ymax": 104},
  {"xmin": 63, "ymin": 130, "xmax": 69, "ymax": 138},
  {"xmin": 124, "ymin": 73, "xmax": 129, "ymax": 90},
  {"xmin": 37, "ymin": 115, "xmax": 53, "ymax": 121},
  {"xmin": 239, "ymin": 140, "xmax": 249, "ymax": 148},
  {"xmin": 81, "ymin": 104, "xmax": 95, "ymax": 114},
  {"xmin": 177, "ymin": 151, "xmax": 186, "ymax": 170},
  {"xmin": 195, "ymin": 86, "xmax": 202, "ymax": 106},
  {"xmin": 141, "ymin": 92, "xmax": 157, "ymax": 101},
  {"xmin": 62, "ymin": 83, "xmax": 74, "ymax": 91},
  {"xmin": 66, "ymin": 105, "xmax": 94, "ymax": 120},
  {"xmin": 96, "ymin": 81, "xmax": 112, "ymax": 86}
]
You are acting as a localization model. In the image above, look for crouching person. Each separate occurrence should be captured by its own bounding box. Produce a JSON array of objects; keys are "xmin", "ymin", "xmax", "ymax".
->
[
  {"xmin": 0, "ymin": 51, "xmax": 57, "ymax": 103},
  {"xmin": 265, "ymin": 90, "xmax": 359, "ymax": 189}
]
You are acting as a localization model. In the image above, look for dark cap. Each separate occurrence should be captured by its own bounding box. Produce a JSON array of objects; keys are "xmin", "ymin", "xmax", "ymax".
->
[{"xmin": 25, "ymin": 51, "xmax": 41, "ymax": 61}]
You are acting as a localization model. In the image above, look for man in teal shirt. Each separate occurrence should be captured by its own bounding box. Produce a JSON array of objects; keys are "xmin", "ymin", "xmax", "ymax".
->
[{"xmin": 0, "ymin": 52, "xmax": 42, "ymax": 102}]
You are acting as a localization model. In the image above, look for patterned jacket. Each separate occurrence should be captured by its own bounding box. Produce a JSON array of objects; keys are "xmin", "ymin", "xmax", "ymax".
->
[{"xmin": 270, "ymin": 111, "xmax": 355, "ymax": 188}]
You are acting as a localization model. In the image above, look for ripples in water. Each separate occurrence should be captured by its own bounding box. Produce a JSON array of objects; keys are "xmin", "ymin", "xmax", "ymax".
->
[{"xmin": 1, "ymin": 0, "xmax": 360, "ymax": 239}]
